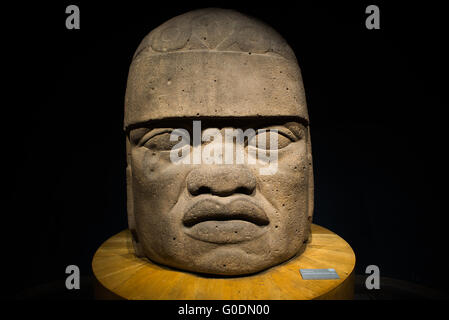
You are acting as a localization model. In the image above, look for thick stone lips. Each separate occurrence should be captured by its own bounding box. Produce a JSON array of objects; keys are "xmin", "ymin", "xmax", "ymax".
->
[{"xmin": 182, "ymin": 197, "xmax": 269, "ymax": 227}]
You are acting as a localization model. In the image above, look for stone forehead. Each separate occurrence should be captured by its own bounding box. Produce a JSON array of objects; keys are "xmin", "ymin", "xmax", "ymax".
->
[{"xmin": 133, "ymin": 8, "xmax": 296, "ymax": 61}]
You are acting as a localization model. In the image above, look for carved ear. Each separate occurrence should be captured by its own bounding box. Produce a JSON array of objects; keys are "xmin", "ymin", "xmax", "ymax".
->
[
  {"xmin": 126, "ymin": 137, "xmax": 144, "ymax": 257},
  {"xmin": 306, "ymin": 126, "xmax": 314, "ymax": 242}
]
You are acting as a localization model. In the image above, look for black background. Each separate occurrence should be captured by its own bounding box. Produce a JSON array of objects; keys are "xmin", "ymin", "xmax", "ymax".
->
[{"xmin": 3, "ymin": 1, "xmax": 448, "ymax": 299}]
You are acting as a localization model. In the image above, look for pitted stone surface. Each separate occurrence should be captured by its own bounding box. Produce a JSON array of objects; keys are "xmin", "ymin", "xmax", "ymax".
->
[
  {"xmin": 132, "ymin": 9, "xmax": 296, "ymax": 59},
  {"xmin": 124, "ymin": 8, "xmax": 314, "ymax": 276}
]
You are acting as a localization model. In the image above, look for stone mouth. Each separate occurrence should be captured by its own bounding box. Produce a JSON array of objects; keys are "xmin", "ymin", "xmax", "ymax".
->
[
  {"xmin": 183, "ymin": 220, "xmax": 268, "ymax": 244},
  {"xmin": 182, "ymin": 197, "xmax": 269, "ymax": 228}
]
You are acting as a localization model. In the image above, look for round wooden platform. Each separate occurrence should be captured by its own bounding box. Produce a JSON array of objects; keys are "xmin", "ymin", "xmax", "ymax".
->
[{"xmin": 92, "ymin": 224, "xmax": 355, "ymax": 300}]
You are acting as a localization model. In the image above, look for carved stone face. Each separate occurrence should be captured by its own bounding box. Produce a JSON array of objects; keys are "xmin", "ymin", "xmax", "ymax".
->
[{"xmin": 124, "ymin": 8, "xmax": 313, "ymax": 275}]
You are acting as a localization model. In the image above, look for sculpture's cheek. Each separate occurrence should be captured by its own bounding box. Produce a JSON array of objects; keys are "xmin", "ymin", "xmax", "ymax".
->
[
  {"xmin": 130, "ymin": 148, "xmax": 192, "ymax": 262},
  {"xmin": 131, "ymin": 147, "xmax": 191, "ymax": 205},
  {"xmin": 252, "ymin": 142, "xmax": 310, "ymax": 255}
]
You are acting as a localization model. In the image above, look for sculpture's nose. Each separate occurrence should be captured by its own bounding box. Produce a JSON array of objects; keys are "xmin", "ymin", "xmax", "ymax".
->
[{"xmin": 186, "ymin": 166, "xmax": 256, "ymax": 197}]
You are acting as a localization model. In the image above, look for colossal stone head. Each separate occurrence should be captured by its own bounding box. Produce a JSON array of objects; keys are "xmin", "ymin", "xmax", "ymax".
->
[{"xmin": 124, "ymin": 8, "xmax": 314, "ymax": 275}]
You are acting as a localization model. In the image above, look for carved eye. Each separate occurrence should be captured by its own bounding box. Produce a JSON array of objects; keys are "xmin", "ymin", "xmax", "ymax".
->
[
  {"xmin": 142, "ymin": 130, "xmax": 189, "ymax": 151},
  {"xmin": 248, "ymin": 129, "xmax": 293, "ymax": 150}
]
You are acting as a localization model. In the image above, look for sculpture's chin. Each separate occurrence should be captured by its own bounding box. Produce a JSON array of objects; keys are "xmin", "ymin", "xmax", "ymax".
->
[{"xmin": 141, "ymin": 241, "xmax": 307, "ymax": 276}]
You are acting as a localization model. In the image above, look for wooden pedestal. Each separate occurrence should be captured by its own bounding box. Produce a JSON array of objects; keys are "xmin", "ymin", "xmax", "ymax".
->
[{"xmin": 92, "ymin": 224, "xmax": 355, "ymax": 300}]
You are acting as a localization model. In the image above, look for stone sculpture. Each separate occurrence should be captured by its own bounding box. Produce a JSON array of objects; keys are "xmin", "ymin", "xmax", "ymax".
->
[{"xmin": 124, "ymin": 8, "xmax": 313, "ymax": 275}]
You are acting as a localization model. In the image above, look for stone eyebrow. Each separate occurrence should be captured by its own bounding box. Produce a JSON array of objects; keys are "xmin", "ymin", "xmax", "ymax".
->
[{"xmin": 125, "ymin": 116, "xmax": 308, "ymax": 133}]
